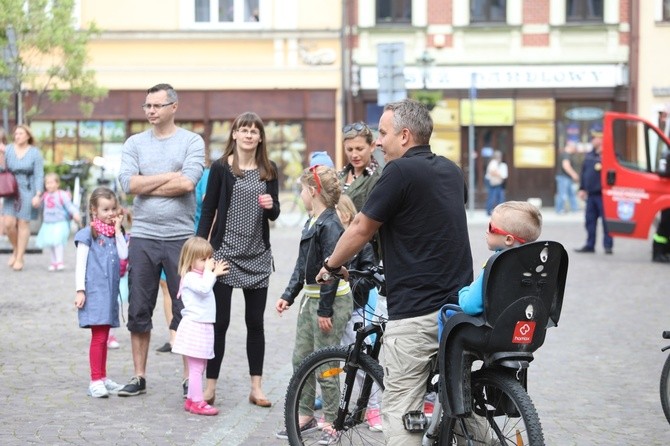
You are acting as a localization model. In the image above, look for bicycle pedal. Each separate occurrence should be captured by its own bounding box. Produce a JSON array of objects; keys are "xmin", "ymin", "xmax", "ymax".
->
[{"xmin": 402, "ymin": 410, "xmax": 427, "ymax": 433}]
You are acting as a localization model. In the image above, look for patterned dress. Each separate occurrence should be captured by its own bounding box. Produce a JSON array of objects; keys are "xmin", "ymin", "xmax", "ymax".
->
[
  {"xmin": 1, "ymin": 144, "xmax": 44, "ymax": 221},
  {"xmin": 212, "ymin": 167, "xmax": 272, "ymax": 289}
]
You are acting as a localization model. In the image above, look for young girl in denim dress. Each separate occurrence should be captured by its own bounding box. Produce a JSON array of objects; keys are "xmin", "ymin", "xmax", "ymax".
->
[{"xmin": 74, "ymin": 187, "xmax": 127, "ymax": 398}]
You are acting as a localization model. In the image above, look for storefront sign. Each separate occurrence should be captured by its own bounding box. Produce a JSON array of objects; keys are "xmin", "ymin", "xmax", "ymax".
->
[
  {"xmin": 460, "ymin": 99, "xmax": 514, "ymax": 126},
  {"xmin": 360, "ymin": 64, "xmax": 625, "ymax": 90}
]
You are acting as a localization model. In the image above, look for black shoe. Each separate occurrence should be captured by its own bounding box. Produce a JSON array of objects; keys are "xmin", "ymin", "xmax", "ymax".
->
[
  {"xmin": 605, "ymin": 248, "xmax": 613, "ymax": 254},
  {"xmin": 276, "ymin": 418, "xmax": 318, "ymax": 439},
  {"xmin": 182, "ymin": 378, "xmax": 188, "ymax": 399},
  {"xmin": 117, "ymin": 376, "xmax": 146, "ymax": 397},
  {"xmin": 653, "ymin": 253, "xmax": 670, "ymax": 263},
  {"xmin": 574, "ymin": 246, "xmax": 595, "ymax": 253},
  {"xmin": 156, "ymin": 342, "xmax": 172, "ymax": 353}
]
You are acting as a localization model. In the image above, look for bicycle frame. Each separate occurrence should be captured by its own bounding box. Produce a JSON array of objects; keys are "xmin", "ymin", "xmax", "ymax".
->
[{"xmin": 333, "ymin": 320, "xmax": 385, "ymax": 431}]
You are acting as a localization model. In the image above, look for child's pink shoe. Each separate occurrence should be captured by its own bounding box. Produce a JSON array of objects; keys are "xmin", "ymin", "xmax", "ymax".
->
[
  {"xmin": 189, "ymin": 400, "xmax": 218, "ymax": 416},
  {"xmin": 184, "ymin": 398, "xmax": 192, "ymax": 412}
]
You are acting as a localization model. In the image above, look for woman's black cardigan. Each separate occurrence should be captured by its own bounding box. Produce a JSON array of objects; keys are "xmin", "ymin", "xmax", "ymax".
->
[{"xmin": 196, "ymin": 159, "xmax": 280, "ymax": 251}]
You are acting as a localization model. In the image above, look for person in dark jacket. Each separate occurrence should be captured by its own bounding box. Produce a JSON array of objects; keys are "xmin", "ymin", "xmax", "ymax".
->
[
  {"xmin": 275, "ymin": 165, "xmax": 353, "ymax": 443},
  {"xmin": 575, "ymin": 127, "xmax": 613, "ymax": 254},
  {"xmin": 196, "ymin": 111, "xmax": 280, "ymax": 407}
]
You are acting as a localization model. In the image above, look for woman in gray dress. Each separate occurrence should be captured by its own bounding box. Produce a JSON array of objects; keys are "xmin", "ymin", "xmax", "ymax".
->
[
  {"xmin": 1, "ymin": 125, "xmax": 44, "ymax": 271},
  {"xmin": 196, "ymin": 111, "xmax": 280, "ymax": 407}
]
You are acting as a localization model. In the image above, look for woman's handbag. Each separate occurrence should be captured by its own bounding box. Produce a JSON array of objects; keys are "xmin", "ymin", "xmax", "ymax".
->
[
  {"xmin": 0, "ymin": 156, "xmax": 19, "ymax": 199},
  {"xmin": 0, "ymin": 151, "xmax": 21, "ymax": 211}
]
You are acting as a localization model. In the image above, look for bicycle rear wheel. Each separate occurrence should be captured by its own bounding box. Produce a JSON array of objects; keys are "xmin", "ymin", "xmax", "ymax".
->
[
  {"xmin": 660, "ymin": 353, "xmax": 670, "ymax": 425},
  {"xmin": 284, "ymin": 345, "xmax": 385, "ymax": 446},
  {"xmin": 443, "ymin": 369, "xmax": 544, "ymax": 446}
]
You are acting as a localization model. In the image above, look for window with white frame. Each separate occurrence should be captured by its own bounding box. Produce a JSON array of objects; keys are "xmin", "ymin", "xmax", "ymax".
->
[
  {"xmin": 663, "ymin": 0, "xmax": 670, "ymax": 21},
  {"xmin": 566, "ymin": 0, "xmax": 604, "ymax": 23},
  {"xmin": 195, "ymin": 0, "xmax": 260, "ymax": 23},
  {"xmin": 470, "ymin": 0, "xmax": 507, "ymax": 23}
]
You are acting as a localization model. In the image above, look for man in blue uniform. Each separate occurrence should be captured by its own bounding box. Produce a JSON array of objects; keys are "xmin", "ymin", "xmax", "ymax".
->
[{"xmin": 575, "ymin": 127, "xmax": 613, "ymax": 254}]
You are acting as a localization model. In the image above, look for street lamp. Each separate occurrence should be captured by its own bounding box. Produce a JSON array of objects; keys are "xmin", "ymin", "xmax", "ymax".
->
[
  {"xmin": 414, "ymin": 50, "xmax": 439, "ymax": 110},
  {"xmin": 416, "ymin": 49, "xmax": 435, "ymax": 90}
]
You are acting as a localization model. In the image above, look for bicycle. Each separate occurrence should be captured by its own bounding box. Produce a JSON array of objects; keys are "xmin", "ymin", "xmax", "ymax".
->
[
  {"xmin": 60, "ymin": 159, "xmax": 91, "ymax": 227},
  {"xmin": 277, "ymin": 177, "xmax": 309, "ymax": 228},
  {"xmin": 660, "ymin": 331, "xmax": 670, "ymax": 425},
  {"xmin": 282, "ymin": 240, "xmax": 568, "ymax": 446}
]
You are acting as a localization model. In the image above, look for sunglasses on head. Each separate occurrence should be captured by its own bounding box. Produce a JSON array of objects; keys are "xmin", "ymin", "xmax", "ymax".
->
[
  {"xmin": 309, "ymin": 165, "xmax": 322, "ymax": 194},
  {"xmin": 488, "ymin": 221, "xmax": 526, "ymax": 244},
  {"xmin": 342, "ymin": 122, "xmax": 369, "ymax": 133}
]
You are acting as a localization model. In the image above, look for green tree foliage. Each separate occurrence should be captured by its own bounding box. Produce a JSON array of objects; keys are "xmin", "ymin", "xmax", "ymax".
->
[{"xmin": 0, "ymin": 0, "xmax": 106, "ymax": 121}]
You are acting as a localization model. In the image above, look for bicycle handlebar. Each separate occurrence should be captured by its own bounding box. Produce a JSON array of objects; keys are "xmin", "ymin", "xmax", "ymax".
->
[{"xmin": 322, "ymin": 265, "xmax": 386, "ymax": 296}]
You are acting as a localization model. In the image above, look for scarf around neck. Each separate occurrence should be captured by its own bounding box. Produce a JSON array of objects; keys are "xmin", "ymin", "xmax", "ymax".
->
[{"xmin": 91, "ymin": 218, "xmax": 116, "ymax": 237}]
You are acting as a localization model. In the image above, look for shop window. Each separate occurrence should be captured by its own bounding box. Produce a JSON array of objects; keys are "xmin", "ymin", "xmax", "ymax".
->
[
  {"xmin": 566, "ymin": 0, "xmax": 603, "ymax": 23},
  {"xmin": 195, "ymin": 0, "xmax": 260, "ymax": 24},
  {"xmin": 664, "ymin": 0, "xmax": 670, "ymax": 22},
  {"xmin": 470, "ymin": 0, "xmax": 507, "ymax": 23},
  {"xmin": 376, "ymin": 0, "xmax": 412, "ymax": 24}
]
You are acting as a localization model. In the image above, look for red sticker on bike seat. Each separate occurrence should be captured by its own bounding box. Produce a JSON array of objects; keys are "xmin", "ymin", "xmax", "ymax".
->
[{"xmin": 512, "ymin": 321, "xmax": 536, "ymax": 344}]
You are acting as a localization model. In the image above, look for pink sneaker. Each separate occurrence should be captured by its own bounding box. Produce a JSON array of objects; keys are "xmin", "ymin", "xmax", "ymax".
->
[
  {"xmin": 366, "ymin": 407, "xmax": 382, "ymax": 432},
  {"xmin": 184, "ymin": 398, "xmax": 192, "ymax": 412},
  {"xmin": 107, "ymin": 335, "xmax": 120, "ymax": 349},
  {"xmin": 190, "ymin": 400, "xmax": 219, "ymax": 416}
]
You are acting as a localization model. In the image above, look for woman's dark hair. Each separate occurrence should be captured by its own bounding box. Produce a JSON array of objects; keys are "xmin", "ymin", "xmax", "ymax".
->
[{"xmin": 221, "ymin": 111, "xmax": 276, "ymax": 181}]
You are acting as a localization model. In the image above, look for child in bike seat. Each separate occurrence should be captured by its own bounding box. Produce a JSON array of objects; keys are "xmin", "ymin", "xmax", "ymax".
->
[
  {"xmin": 457, "ymin": 201, "xmax": 542, "ymax": 316},
  {"xmin": 275, "ymin": 165, "xmax": 354, "ymax": 443}
]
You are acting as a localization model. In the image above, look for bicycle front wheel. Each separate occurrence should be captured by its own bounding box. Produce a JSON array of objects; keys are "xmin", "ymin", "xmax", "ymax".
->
[
  {"xmin": 284, "ymin": 345, "xmax": 385, "ymax": 446},
  {"xmin": 443, "ymin": 369, "xmax": 544, "ymax": 446},
  {"xmin": 660, "ymin": 353, "xmax": 670, "ymax": 425}
]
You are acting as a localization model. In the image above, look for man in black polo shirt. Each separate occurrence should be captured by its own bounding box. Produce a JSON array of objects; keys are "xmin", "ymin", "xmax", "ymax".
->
[{"xmin": 318, "ymin": 98, "xmax": 473, "ymax": 445}]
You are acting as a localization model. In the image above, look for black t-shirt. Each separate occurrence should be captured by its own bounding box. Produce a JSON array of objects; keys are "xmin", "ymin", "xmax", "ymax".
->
[{"xmin": 362, "ymin": 146, "xmax": 474, "ymax": 320}]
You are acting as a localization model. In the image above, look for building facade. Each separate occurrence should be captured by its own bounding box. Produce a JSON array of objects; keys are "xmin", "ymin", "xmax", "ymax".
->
[
  {"xmin": 26, "ymin": 0, "xmax": 345, "ymax": 191},
  {"xmin": 347, "ymin": 0, "xmax": 631, "ymax": 207},
  {"xmin": 635, "ymin": 0, "xmax": 670, "ymax": 133}
]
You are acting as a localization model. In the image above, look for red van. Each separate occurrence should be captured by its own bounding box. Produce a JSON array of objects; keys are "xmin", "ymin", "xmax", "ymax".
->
[{"xmin": 601, "ymin": 111, "xmax": 670, "ymax": 239}]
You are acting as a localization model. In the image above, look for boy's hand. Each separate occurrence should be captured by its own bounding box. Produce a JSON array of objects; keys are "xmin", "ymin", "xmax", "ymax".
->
[
  {"xmin": 318, "ymin": 316, "xmax": 332, "ymax": 333},
  {"xmin": 275, "ymin": 298, "xmax": 289, "ymax": 315},
  {"xmin": 75, "ymin": 290, "xmax": 86, "ymax": 308},
  {"xmin": 213, "ymin": 260, "xmax": 229, "ymax": 277}
]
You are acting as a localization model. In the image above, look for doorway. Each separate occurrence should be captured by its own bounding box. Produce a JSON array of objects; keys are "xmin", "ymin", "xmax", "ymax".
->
[{"xmin": 460, "ymin": 126, "xmax": 513, "ymax": 208}]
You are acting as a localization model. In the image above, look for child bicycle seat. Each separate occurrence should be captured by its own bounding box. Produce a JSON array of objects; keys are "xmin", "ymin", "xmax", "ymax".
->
[{"xmin": 438, "ymin": 240, "xmax": 568, "ymax": 417}]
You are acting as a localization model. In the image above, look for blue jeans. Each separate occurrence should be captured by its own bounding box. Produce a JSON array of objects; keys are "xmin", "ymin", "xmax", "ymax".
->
[
  {"xmin": 555, "ymin": 175, "xmax": 578, "ymax": 213},
  {"xmin": 486, "ymin": 185, "xmax": 505, "ymax": 215}
]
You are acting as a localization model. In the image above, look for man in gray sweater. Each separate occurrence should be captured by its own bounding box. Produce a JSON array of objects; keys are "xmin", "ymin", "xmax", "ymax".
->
[{"xmin": 117, "ymin": 83, "xmax": 204, "ymax": 397}]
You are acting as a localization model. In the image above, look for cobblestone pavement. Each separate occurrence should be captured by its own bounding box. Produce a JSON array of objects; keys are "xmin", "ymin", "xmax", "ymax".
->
[{"xmin": 1, "ymin": 209, "xmax": 669, "ymax": 445}]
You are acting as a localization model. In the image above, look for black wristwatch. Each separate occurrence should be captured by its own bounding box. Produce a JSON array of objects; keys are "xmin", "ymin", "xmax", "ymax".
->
[{"xmin": 323, "ymin": 257, "xmax": 341, "ymax": 273}]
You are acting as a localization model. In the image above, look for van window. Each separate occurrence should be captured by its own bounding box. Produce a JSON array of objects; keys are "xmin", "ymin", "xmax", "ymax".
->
[{"xmin": 612, "ymin": 118, "xmax": 670, "ymax": 174}]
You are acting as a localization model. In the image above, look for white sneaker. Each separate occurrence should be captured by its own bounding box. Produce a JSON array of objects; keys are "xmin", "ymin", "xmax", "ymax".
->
[
  {"xmin": 87, "ymin": 380, "xmax": 109, "ymax": 398},
  {"xmin": 103, "ymin": 378, "xmax": 124, "ymax": 395},
  {"xmin": 107, "ymin": 335, "xmax": 120, "ymax": 349}
]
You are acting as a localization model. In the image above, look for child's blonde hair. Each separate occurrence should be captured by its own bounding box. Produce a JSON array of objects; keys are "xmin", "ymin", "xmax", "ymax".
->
[
  {"xmin": 493, "ymin": 201, "xmax": 543, "ymax": 243},
  {"xmin": 44, "ymin": 172, "xmax": 60, "ymax": 184},
  {"xmin": 178, "ymin": 236, "xmax": 214, "ymax": 277},
  {"xmin": 301, "ymin": 165, "xmax": 341, "ymax": 208},
  {"xmin": 336, "ymin": 194, "xmax": 357, "ymax": 227}
]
